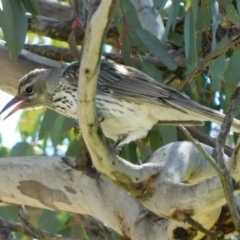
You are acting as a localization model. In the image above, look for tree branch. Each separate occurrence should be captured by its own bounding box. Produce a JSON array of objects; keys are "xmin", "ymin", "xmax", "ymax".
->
[
  {"xmin": 0, "ymin": 142, "xmax": 239, "ymax": 239},
  {"xmin": 78, "ymin": 0, "xmax": 161, "ymax": 195},
  {"xmin": 17, "ymin": 206, "xmax": 78, "ymax": 240},
  {"xmin": 179, "ymin": 33, "xmax": 240, "ymax": 91},
  {"xmin": 27, "ymin": 14, "xmax": 118, "ymax": 45},
  {"xmin": 38, "ymin": 0, "xmax": 73, "ymax": 21},
  {"xmin": 214, "ymin": 84, "xmax": 240, "ymax": 231}
]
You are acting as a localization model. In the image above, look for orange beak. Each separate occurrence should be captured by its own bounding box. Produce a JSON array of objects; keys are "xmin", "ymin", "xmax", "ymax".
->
[{"xmin": 0, "ymin": 96, "xmax": 28, "ymax": 120}]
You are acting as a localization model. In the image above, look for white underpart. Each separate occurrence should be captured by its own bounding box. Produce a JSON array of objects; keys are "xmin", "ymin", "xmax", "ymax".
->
[
  {"xmin": 96, "ymin": 95, "xmax": 158, "ymax": 143},
  {"xmin": 51, "ymin": 89, "xmax": 234, "ymax": 144}
]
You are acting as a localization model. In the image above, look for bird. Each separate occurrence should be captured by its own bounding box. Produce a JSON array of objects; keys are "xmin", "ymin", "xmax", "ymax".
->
[{"xmin": 1, "ymin": 59, "xmax": 240, "ymax": 147}]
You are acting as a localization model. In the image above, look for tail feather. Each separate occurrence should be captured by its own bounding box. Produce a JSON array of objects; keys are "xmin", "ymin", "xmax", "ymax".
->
[{"xmin": 167, "ymin": 99, "xmax": 240, "ymax": 133}]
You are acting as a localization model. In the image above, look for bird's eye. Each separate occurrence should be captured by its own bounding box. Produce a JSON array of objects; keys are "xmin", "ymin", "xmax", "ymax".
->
[{"xmin": 25, "ymin": 86, "xmax": 34, "ymax": 95}]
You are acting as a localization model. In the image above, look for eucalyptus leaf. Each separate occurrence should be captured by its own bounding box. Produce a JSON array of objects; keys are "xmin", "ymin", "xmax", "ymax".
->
[
  {"xmin": 120, "ymin": 142, "xmax": 138, "ymax": 164},
  {"xmin": 0, "ymin": 0, "xmax": 27, "ymax": 59},
  {"xmin": 21, "ymin": 0, "xmax": 39, "ymax": 16},
  {"xmin": 136, "ymin": 28, "xmax": 177, "ymax": 70},
  {"xmin": 184, "ymin": 7, "xmax": 197, "ymax": 70},
  {"xmin": 10, "ymin": 141, "xmax": 34, "ymax": 156},
  {"xmin": 133, "ymin": 59, "xmax": 163, "ymax": 83},
  {"xmin": 163, "ymin": 1, "xmax": 181, "ymax": 41},
  {"xmin": 60, "ymin": 117, "xmax": 75, "ymax": 132},
  {"xmin": 199, "ymin": 0, "xmax": 211, "ymax": 31},
  {"xmin": 149, "ymin": 126, "xmax": 163, "ymax": 152},
  {"xmin": 121, "ymin": 28, "xmax": 132, "ymax": 66},
  {"xmin": 158, "ymin": 125, "xmax": 177, "ymax": 145},
  {"xmin": 224, "ymin": 50, "xmax": 240, "ymax": 103},
  {"xmin": 209, "ymin": 55, "xmax": 228, "ymax": 92},
  {"xmin": 39, "ymin": 109, "xmax": 59, "ymax": 140},
  {"xmin": 237, "ymin": 0, "xmax": 240, "ymax": 13},
  {"xmin": 39, "ymin": 210, "xmax": 71, "ymax": 233},
  {"xmin": 49, "ymin": 114, "xmax": 65, "ymax": 149}
]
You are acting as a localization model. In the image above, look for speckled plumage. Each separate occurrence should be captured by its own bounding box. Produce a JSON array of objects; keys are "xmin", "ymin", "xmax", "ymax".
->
[{"xmin": 3, "ymin": 59, "xmax": 240, "ymax": 145}]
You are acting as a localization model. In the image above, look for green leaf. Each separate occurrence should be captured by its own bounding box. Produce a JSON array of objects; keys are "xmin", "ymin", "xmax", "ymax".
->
[
  {"xmin": 39, "ymin": 109, "xmax": 59, "ymax": 140},
  {"xmin": 209, "ymin": 55, "xmax": 228, "ymax": 91},
  {"xmin": 65, "ymin": 139, "xmax": 79, "ymax": 156},
  {"xmin": 199, "ymin": 0, "xmax": 211, "ymax": 31},
  {"xmin": 218, "ymin": 0, "xmax": 240, "ymax": 24},
  {"xmin": 21, "ymin": 0, "xmax": 39, "ymax": 16},
  {"xmin": 237, "ymin": 0, "xmax": 240, "ymax": 13},
  {"xmin": 158, "ymin": 126, "xmax": 177, "ymax": 145},
  {"xmin": 60, "ymin": 117, "xmax": 75, "ymax": 132},
  {"xmin": 136, "ymin": 28, "xmax": 177, "ymax": 70},
  {"xmin": 224, "ymin": 49, "xmax": 240, "ymax": 103},
  {"xmin": 0, "ymin": 0, "xmax": 27, "ymax": 59},
  {"xmin": 39, "ymin": 210, "xmax": 71, "ymax": 233},
  {"xmin": 133, "ymin": 58, "xmax": 163, "ymax": 83},
  {"xmin": 225, "ymin": 4, "xmax": 240, "ymax": 24},
  {"xmin": 49, "ymin": 114, "xmax": 65, "ymax": 148},
  {"xmin": 121, "ymin": 28, "xmax": 132, "ymax": 66},
  {"xmin": 149, "ymin": 126, "xmax": 163, "ymax": 152},
  {"xmin": 10, "ymin": 141, "xmax": 34, "ymax": 156},
  {"xmin": 114, "ymin": 0, "xmax": 145, "ymax": 63},
  {"xmin": 163, "ymin": 1, "xmax": 181, "ymax": 40},
  {"xmin": 128, "ymin": 142, "xmax": 138, "ymax": 164},
  {"xmin": 17, "ymin": 108, "xmax": 44, "ymax": 138},
  {"xmin": 184, "ymin": 7, "xmax": 197, "ymax": 70},
  {"xmin": 149, "ymin": 126, "xmax": 177, "ymax": 151}
]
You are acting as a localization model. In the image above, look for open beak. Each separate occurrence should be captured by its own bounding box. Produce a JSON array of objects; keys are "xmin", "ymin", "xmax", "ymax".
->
[{"xmin": 0, "ymin": 96, "xmax": 28, "ymax": 120}]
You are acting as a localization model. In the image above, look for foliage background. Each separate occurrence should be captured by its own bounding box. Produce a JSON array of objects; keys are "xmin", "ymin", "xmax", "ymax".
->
[{"xmin": 0, "ymin": 0, "xmax": 240, "ymax": 239}]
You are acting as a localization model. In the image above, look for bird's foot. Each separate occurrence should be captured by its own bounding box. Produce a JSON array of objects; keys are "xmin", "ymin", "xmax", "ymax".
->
[
  {"xmin": 112, "ymin": 134, "xmax": 128, "ymax": 154},
  {"xmin": 97, "ymin": 110, "xmax": 105, "ymax": 123}
]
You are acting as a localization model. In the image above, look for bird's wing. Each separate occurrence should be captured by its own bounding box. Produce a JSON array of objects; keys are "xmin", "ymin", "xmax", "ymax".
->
[
  {"xmin": 62, "ymin": 60, "xmax": 240, "ymax": 131},
  {"xmin": 62, "ymin": 60, "xmax": 190, "ymax": 112},
  {"xmin": 98, "ymin": 60, "xmax": 189, "ymax": 101},
  {"xmin": 62, "ymin": 62, "xmax": 79, "ymax": 87}
]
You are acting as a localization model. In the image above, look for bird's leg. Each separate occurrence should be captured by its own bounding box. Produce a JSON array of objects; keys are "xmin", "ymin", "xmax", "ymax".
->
[
  {"xmin": 97, "ymin": 110, "xmax": 105, "ymax": 123},
  {"xmin": 112, "ymin": 134, "xmax": 128, "ymax": 153}
]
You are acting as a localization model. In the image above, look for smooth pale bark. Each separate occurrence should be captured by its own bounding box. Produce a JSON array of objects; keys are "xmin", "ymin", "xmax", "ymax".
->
[
  {"xmin": 77, "ymin": 1, "xmax": 239, "ymax": 239},
  {"xmin": 130, "ymin": 0, "xmax": 165, "ymax": 41},
  {"xmin": 0, "ymin": 141, "xmax": 238, "ymax": 239},
  {"xmin": 0, "ymin": 43, "xmax": 61, "ymax": 95},
  {"xmin": 1, "ymin": 1, "xmax": 240, "ymax": 239}
]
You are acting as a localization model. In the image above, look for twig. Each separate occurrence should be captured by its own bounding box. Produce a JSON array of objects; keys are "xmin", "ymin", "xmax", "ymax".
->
[
  {"xmin": 214, "ymin": 84, "xmax": 240, "ymax": 231},
  {"xmin": 0, "ymin": 218, "xmax": 37, "ymax": 238},
  {"xmin": 0, "ymin": 218, "xmax": 14, "ymax": 240},
  {"xmin": 179, "ymin": 34, "xmax": 240, "ymax": 92},
  {"xmin": 184, "ymin": 214, "xmax": 223, "ymax": 240},
  {"xmin": 178, "ymin": 125, "xmax": 223, "ymax": 175},
  {"xmin": 17, "ymin": 206, "xmax": 79, "ymax": 240},
  {"xmin": 180, "ymin": 83, "xmax": 240, "ymax": 232},
  {"xmin": 195, "ymin": 80, "xmax": 208, "ymax": 106}
]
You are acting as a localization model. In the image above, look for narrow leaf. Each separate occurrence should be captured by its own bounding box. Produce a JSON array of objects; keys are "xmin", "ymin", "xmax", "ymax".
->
[
  {"xmin": 184, "ymin": 7, "xmax": 197, "ymax": 69},
  {"xmin": 136, "ymin": 28, "xmax": 177, "ymax": 70},
  {"xmin": 0, "ymin": 0, "xmax": 27, "ymax": 59},
  {"xmin": 39, "ymin": 109, "xmax": 59, "ymax": 140},
  {"xmin": 21, "ymin": 0, "xmax": 39, "ymax": 16}
]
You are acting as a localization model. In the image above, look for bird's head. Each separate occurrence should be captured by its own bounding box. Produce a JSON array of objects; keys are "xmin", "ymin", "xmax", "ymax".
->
[{"xmin": 0, "ymin": 68, "xmax": 58, "ymax": 120}]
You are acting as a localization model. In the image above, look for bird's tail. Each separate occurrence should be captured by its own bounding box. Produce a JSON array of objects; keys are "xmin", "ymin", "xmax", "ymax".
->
[{"xmin": 164, "ymin": 99, "xmax": 240, "ymax": 133}]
